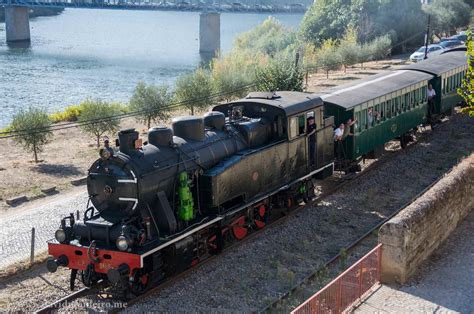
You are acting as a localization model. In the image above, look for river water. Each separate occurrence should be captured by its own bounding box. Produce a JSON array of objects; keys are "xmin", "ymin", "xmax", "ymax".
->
[{"xmin": 0, "ymin": 9, "xmax": 302, "ymax": 128}]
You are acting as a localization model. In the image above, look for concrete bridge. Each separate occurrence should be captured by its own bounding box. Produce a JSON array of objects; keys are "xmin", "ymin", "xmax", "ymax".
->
[
  {"xmin": 0, "ymin": 0, "xmax": 226, "ymax": 52},
  {"xmin": 0, "ymin": 0, "xmax": 307, "ymax": 49}
]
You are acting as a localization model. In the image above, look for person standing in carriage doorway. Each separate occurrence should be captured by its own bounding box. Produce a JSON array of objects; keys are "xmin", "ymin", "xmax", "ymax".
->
[
  {"xmin": 307, "ymin": 116, "xmax": 317, "ymax": 167},
  {"xmin": 428, "ymin": 84, "xmax": 436, "ymax": 116}
]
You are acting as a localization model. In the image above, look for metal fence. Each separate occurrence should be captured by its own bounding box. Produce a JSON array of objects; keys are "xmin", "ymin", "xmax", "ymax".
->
[{"xmin": 292, "ymin": 244, "xmax": 382, "ymax": 314}]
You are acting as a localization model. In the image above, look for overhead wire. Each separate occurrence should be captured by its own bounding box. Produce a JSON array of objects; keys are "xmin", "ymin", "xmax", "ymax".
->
[{"xmin": 0, "ymin": 31, "xmax": 430, "ymax": 140}]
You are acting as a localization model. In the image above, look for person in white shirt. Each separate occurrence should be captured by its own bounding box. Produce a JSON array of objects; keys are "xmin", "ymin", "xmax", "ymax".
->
[
  {"xmin": 428, "ymin": 84, "xmax": 436, "ymax": 101},
  {"xmin": 334, "ymin": 123, "xmax": 344, "ymax": 141},
  {"xmin": 427, "ymin": 84, "xmax": 436, "ymax": 116}
]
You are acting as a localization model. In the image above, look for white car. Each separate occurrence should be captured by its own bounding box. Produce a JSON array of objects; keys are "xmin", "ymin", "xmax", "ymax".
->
[{"xmin": 409, "ymin": 45, "xmax": 444, "ymax": 62}]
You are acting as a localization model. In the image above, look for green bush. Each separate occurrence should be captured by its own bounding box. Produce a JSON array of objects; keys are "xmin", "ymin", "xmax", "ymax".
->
[
  {"xmin": 210, "ymin": 50, "xmax": 266, "ymax": 101},
  {"xmin": 369, "ymin": 35, "xmax": 392, "ymax": 61},
  {"xmin": 78, "ymin": 99, "xmax": 122, "ymax": 147},
  {"xmin": 174, "ymin": 68, "xmax": 214, "ymax": 115},
  {"xmin": 317, "ymin": 40, "xmax": 342, "ymax": 78},
  {"xmin": 255, "ymin": 56, "xmax": 304, "ymax": 92},
  {"xmin": 10, "ymin": 107, "xmax": 53, "ymax": 163},
  {"xmin": 129, "ymin": 82, "xmax": 172, "ymax": 129},
  {"xmin": 234, "ymin": 17, "xmax": 297, "ymax": 56}
]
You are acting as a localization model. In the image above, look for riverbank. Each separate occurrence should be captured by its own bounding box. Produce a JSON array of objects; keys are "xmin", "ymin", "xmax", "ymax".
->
[
  {"xmin": 0, "ymin": 56, "xmax": 408, "ymax": 211},
  {"xmin": 0, "ymin": 7, "xmax": 63, "ymax": 22}
]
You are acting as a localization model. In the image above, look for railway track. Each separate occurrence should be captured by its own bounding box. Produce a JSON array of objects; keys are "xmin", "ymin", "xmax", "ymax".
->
[
  {"xmin": 259, "ymin": 157, "xmax": 446, "ymax": 313},
  {"xmin": 34, "ymin": 126, "xmax": 438, "ymax": 313}
]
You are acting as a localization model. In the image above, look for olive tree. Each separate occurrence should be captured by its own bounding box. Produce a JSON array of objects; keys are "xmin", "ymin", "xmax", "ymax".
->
[
  {"xmin": 317, "ymin": 40, "xmax": 342, "ymax": 78},
  {"xmin": 78, "ymin": 99, "xmax": 121, "ymax": 147},
  {"xmin": 174, "ymin": 68, "xmax": 213, "ymax": 115},
  {"xmin": 10, "ymin": 107, "xmax": 53, "ymax": 163},
  {"xmin": 255, "ymin": 56, "xmax": 304, "ymax": 92},
  {"xmin": 129, "ymin": 82, "xmax": 172, "ymax": 129},
  {"xmin": 338, "ymin": 28, "xmax": 360, "ymax": 72}
]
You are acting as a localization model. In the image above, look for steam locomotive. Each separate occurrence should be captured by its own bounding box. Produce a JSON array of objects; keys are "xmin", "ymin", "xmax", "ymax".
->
[{"xmin": 46, "ymin": 49, "xmax": 467, "ymax": 296}]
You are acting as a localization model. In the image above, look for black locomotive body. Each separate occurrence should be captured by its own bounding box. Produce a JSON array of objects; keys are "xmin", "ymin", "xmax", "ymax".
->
[{"xmin": 47, "ymin": 91, "xmax": 335, "ymax": 294}]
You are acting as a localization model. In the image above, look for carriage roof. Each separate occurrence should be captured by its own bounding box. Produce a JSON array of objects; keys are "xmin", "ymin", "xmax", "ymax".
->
[{"xmin": 320, "ymin": 70, "xmax": 433, "ymax": 110}]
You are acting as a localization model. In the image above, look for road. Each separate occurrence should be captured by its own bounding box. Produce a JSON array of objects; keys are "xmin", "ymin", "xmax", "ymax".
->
[{"xmin": 0, "ymin": 188, "xmax": 88, "ymax": 269}]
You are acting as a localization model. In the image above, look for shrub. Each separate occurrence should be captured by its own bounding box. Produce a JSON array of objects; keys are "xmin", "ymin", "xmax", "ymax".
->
[
  {"xmin": 255, "ymin": 56, "xmax": 304, "ymax": 92},
  {"xmin": 50, "ymin": 102, "xmax": 127, "ymax": 123},
  {"xmin": 338, "ymin": 28, "xmax": 360, "ymax": 72},
  {"xmin": 78, "ymin": 99, "xmax": 122, "ymax": 147},
  {"xmin": 317, "ymin": 40, "xmax": 342, "ymax": 78},
  {"xmin": 174, "ymin": 68, "xmax": 214, "ymax": 115},
  {"xmin": 50, "ymin": 105, "xmax": 83, "ymax": 123},
  {"xmin": 234, "ymin": 17, "xmax": 297, "ymax": 56},
  {"xmin": 10, "ymin": 107, "xmax": 53, "ymax": 163},
  {"xmin": 210, "ymin": 50, "xmax": 266, "ymax": 101},
  {"xmin": 129, "ymin": 82, "xmax": 172, "ymax": 129},
  {"xmin": 369, "ymin": 35, "xmax": 392, "ymax": 61}
]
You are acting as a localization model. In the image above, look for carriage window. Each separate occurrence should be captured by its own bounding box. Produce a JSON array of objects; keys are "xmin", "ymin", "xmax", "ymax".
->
[
  {"xmin": 298, "ymin": 115, "xmax": 306, "ymax": 135},
  {"xmin": 360, "ymin": 109, "xmax": 367, "ymax": 131},
  {"xmin": 289, "ymin": 117, "xmax": 298, "ymax": 139}
]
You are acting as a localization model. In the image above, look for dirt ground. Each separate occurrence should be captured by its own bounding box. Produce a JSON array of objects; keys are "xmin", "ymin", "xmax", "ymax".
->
[{"xmin": 0, "ymin": 57, "xmax": 408, "ymax": 211}]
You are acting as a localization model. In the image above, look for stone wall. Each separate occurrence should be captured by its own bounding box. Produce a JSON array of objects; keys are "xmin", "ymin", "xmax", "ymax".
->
[{"xmin": 379, "ymin": 154, "xmax": 474, "ymax": 284}]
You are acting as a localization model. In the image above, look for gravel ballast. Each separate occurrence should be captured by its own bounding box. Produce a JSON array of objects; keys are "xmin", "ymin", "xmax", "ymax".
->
[{"xmin": 0, "ymin": 113, "xmax": 473, "ymax": 313}]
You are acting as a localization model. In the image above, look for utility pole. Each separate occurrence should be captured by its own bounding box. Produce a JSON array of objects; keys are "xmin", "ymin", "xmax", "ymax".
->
[{"xmin": 424, "ymin": 15, "xmax": 431, "ymax": 60}]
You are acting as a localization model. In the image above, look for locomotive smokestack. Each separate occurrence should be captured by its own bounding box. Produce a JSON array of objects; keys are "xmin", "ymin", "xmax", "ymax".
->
[{"xmin": 118, "ymin": 128, "xmax": 139, "ymax": 155}]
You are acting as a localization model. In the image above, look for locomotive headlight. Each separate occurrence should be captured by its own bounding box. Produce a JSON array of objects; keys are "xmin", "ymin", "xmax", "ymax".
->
[
  {"xmin": 55, "ymin": 228, "xmax": 67, "ymax": 243},
  {"xmin": 116, "ymin": 235, "xmax": 129, "ymax": 251}
]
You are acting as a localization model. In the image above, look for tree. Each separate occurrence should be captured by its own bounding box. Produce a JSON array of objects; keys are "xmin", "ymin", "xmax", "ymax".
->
[
  {"xmin": 78, "ymin": 99, "xmax": 121, "ymax": 147},
  {"xmin": 368, "ymin": 34, "xmax": 392, "ymax": 61},
  {"xmin": 300, "ymin": 0, "xmax": 352, "ymax": 46},
  {"xmin": 458, "ymin": 31, "xmax": 474, "ymax": 116},
  {"xmin": 338, "ymin": 28, "xmax": 360, "ymax": 72},
  {"xmin": 375, "ymin": 0, "xmax": 426, "ymax": 52},
  {"xmin": 210, "ymin": 50, "xmax": 260, "ymax": 101},
  {"xmin": 234, "ymin": 17, "xmax": 297, "ymax": 56},
  {"xmin": 129, "ymin": 82, "xmax": 171, "ymax": 129},
  {"xmin": 317, "ymin": 40, "xmax": 342, "ymax": 78},
  {"xmin": 10, "ymin": 107, "xmax": 53, "ymax": 163},
  {"xmin": 174, "ymin": 68, "xmax": 213, "ymax": 115},
  {"xmin": 424, "ymin": 0, "xmax": 471, "ymax": 38},
  {"xmin": 255, "ymin": 56, "xmax": 304, "ymax": 92}
]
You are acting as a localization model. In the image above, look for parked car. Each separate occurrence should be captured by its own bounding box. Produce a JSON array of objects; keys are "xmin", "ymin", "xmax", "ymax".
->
[
  {"xmin": 409, "ymin": 44, "xmax": 444, "ymax": 62},
  {"xmin": 439, "ymin": 40, "xmax": 464, "ymax": 49},
  {"xmin": 449, "ymin": 34, "xmax": 468, "ymax": 43}
]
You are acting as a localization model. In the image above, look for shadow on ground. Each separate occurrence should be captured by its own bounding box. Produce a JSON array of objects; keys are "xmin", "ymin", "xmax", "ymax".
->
[{"xmin": 33, "ymin": 164, "xmax": 82, "ymax": 177}]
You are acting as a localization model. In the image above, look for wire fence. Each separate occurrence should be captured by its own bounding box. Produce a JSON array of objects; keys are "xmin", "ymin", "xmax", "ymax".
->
[{"xmin": 292, "ymin": 244, "xmax": 382, "ymax": 314}]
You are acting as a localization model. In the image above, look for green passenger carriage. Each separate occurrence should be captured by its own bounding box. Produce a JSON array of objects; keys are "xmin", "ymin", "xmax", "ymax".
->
[
  {"xmin": 321, "ymin": 70, "xmax": 432, "ymax": 165},
  {"xmin": 400, "ymin": 50, "xmax": 468, "ymax": 117}
]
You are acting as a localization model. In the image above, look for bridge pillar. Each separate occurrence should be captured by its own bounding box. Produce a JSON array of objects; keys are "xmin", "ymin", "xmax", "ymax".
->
[
  {"xmin": 5, "ymin": 6, "xmax": 31, "ymax": 44},
  {"xmin": 199, "ymin": 12, "xmax": 220, "ymax": 54}
]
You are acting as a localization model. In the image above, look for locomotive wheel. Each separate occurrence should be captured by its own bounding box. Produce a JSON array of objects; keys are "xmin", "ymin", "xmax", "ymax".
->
[
  {"xmin": 254, "ymin": 205, "xmax": 266, "ymax": 229},
  {"xmin": 130, "ymin": 269, "xmax": 151, "ymax": 296},
  {"xmin": 231, "ymin": 216, "xmax": 248, "ymax": 240}
]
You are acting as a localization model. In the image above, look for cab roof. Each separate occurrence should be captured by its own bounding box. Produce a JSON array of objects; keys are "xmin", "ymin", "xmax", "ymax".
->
[{"xmin": 213, "ymin": 91, "xmax": 323, "ymax": 116}]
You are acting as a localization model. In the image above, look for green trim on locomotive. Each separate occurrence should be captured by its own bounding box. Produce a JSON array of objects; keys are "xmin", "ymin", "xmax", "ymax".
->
[{"xmin": 321, "ymin": 71, "xmax": 432, "ymax": 160}]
